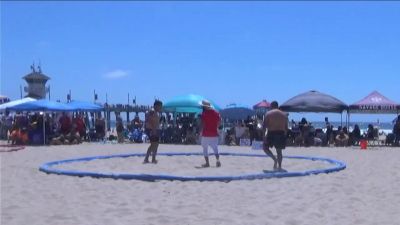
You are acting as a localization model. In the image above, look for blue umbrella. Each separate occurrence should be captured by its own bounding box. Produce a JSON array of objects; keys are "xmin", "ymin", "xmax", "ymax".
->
[
  {"xmin": 220, "ymin": 103, "xmax": 255, "ymax": 120},
  {"xmin": 67, "ymin": 100, "xmax": 103, "ymax": 111},
  {"xmin": 163, "ymin": 94, "xmax": 221, "ymax": 113}
]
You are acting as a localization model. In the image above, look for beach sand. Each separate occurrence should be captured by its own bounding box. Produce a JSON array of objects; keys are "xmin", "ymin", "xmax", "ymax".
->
[{"xmin": 1, "ymin": 143, "xmax": 399, "ymax": 225}]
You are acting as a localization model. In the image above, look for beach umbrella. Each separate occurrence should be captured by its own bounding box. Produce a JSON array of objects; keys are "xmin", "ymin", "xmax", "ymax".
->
[
  {"xmin": 163, "ymin": 94, "xmax": 221, "ymax": 113},
  {"xmin": 67, "ymin": 100, "xmax": 103, "ymax": 111},
  {"xmin": 0, "ymin": 97, "xmax": 37, "ymax": 112},
  {"xmin": 220, "ymin": 103, "xmax": 255, "ymax": 121}
]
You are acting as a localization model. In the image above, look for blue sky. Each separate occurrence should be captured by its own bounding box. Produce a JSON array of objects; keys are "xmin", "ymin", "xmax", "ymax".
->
[{"xmin": 1, "ymin": 2, "xmax": 399, "ymax": 122}]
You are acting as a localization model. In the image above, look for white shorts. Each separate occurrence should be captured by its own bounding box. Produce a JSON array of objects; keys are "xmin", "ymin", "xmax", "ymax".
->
[{"xmin": 201, "ymin": 136, "xmax": 219, "ymax": 157}]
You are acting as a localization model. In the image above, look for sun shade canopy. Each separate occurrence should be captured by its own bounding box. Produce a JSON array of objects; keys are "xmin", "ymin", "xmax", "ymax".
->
[
  {"xmin": 163, "ymin": 94, "xmax": 221, "ymax": 113},
  {"xmin": 349, "ymin": 91, "xmax": 399, "ymax": 114},
  {"xmin": 280, "ymin": 90, "xmax": 348, "ymax": 113},
  {"xmin": 8, "ymin": 99, "xmax": 75, "ymax": 112}
]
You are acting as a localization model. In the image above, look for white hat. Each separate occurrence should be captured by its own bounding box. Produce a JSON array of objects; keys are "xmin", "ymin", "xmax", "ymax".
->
[{"xmin": 200, "ymin": 100, "xmax": 213, "ymax": 109}]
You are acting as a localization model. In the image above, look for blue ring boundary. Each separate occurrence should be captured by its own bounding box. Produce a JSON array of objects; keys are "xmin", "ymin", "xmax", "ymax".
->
[{"xmin": 39, "ymin": 152, "xmax": 346, "ymax": 182}]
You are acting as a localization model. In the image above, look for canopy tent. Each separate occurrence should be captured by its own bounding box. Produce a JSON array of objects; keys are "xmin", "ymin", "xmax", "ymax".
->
[
  {"xmin": 349, "ymin": 91, "xmax": 399, "ymax": 114},
  {"xmin": 280, "ymin": 90, "xmax": 348, "ymax": 113},
  {"xmin": 0, "ymin": 97, "xmax": 37, "ymax": 112},
  {"xmin": 253, "ymin": 99, "xmax": 270, "ymax": 116},
  {"xmin": 253, "ymin": 100, "xmax": 270, "ymax": 110},
  {"xmin": 8, "ymin": 99, "xmax": 75, "ymax": 112},
  {"xmin": 220, "ymin": 103, "xmax": 255, "ymax": 121},
  {"xmin": 67, "ymin": 100, "xmax": 103, "ymax": 111},
  {"xmin": 7, "ymin": 99, "xmax": 76, "ymax": 145},
  {"xmin": 163, "ymin": 94, "xmax": 221, "ymax": 113}
]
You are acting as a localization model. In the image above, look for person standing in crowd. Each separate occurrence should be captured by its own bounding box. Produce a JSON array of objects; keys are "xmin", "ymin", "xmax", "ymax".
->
[
  {"xmin": 199, "ymin": 100, "xmax": 221, "ymax": 168},
  {"xmin": 393, "ymin": 115, "xmax": 400, "ymax": 146},
  {"xmin": 263, "ymin": 101, "xmax": 288, "ymax": 170},
  {"xmin": 143, "ymin": 100, "xmax": 163, "ymax": 164},
  {"xmin": 116, "ymin": 114, "xmax": 124, "ymax": 143}
]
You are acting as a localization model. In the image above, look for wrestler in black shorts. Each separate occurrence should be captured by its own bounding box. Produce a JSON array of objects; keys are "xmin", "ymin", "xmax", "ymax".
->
[{"xmin": 265, "ymin": 130, "xmax": 286, "ymax": 150}]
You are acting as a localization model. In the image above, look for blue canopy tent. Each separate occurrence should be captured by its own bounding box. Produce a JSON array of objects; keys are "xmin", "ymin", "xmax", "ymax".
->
[
  {"xmin": 8, "ymin": 99, "xmax": 76, "ymax": 145},
  {"xmin": 8, "ymin": 99, "xmax": 75, "ymax": 112},
  {"xmin": 0, "ymin": 97, "xmax": 37, "ymax": 112},
  {"xmin": 67, "ymin": 100, "xmax": 103, "ymax": 111},
  {"xmin": 163, "ymin": 94, "xmax": 221, "ymax": 113},
  {"xmin": 220, "ymin": 103, "xmax": 255, "ymax": 121}
]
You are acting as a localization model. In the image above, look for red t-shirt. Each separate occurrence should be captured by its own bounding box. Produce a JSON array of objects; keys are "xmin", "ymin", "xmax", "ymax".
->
[{"xmin": 201, "ymin": 109, "xmax": 220, "ymax": 137}]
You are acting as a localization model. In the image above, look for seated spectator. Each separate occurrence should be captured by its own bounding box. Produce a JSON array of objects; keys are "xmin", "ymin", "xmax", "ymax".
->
[
  {"xmin": 10, "ymin": 127, "xmax": 29, "ymax": 145},
  {"xmin": 132, "ymin": 115, "xmax": 142, "ymax": 130},
  {"xmin": 95, "ymin": 114, "xmax": 106, "ymax": 140},
  {"xmin": 50, "ymin": 134, "xmax": 66, "ymax": 145},
  {"xmin": 184, "ymin": 126, "xmax": 197, "ymax": 145},
  {"xmin": 350, "ymin": 124, "xmax": 361, "ymax": 145},
  {"xmin": 65, "ymin": 124, "xmax": 81, "ymax": 144},
  {"xmin": 59, "ymin": 112, "xmax": 71, "ymax": 135},
  {"xmin": 225, "ymin": 127, "xmax": 236, "ymax": 146},
  {"xmin": 73, "ymin": 114, "xmax": 86, "ymax": 141},
  {"xmin": 335, "ymin": 130, "xmax": 349, "ymax": 147},
  {"xmin": 366, "ymin": 124, "xmax": 374, "ymax": 140},
  {"xmin": 314, "ymin": 128, "xmax": 326, "ymax": 146},
  {"xmin": 234, "ymin": 122, "xmax": 246, "ymax": 145}
]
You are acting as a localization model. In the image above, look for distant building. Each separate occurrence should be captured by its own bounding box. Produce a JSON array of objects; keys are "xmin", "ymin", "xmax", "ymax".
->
[{"xmin": 23, "ymin": 64, "xmax": 50, "ymax": 99}]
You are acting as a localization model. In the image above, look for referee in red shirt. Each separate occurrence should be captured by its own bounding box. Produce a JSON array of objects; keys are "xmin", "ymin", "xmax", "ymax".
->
[{"xmin": 199, "ymin": 100, "xmax": 221, "ymax": 168}]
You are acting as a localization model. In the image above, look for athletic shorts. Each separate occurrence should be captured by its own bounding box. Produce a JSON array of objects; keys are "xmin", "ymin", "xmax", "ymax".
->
[
  {"xmin": 264, "ymin": 130, "xmax": 286, "ymax": 150},
  {"xmin": 146, "ymin": 129, "xmax": 159, "ymax": 142}
]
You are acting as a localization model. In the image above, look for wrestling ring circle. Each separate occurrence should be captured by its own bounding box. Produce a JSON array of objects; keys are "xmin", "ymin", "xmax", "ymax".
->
[{"xmin": 39, "ymin": 152, "xmax": 346, "ymax": 182}]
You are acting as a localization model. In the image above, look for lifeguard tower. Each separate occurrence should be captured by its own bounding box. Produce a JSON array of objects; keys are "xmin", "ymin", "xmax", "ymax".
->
[{"xmin": 23, "ymin": 63, "xmax": 50, "ymax": 99}]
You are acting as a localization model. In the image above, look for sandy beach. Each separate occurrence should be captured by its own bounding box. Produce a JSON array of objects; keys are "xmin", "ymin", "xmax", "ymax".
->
[{"xmin": 1, "ymin": 143, "xmax": 400, "ymax": 225}]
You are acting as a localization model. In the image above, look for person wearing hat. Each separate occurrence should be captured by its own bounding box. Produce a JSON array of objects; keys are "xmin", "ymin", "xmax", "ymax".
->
[
  {"xmin": 199, "ymin": 100, "xmax": 221, "ymax": 167},
  {"xmin": 263, "ymin": 101, "xmax": 288, "ymax": 170}
]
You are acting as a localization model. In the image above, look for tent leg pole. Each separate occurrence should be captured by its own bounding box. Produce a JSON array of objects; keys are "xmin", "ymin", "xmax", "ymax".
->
[
  {"xmin": 43, "ymin": 114, "xmax": 46, "ymax": 145},
  {"xmin": 341, "ymin": 113, "xmax": 343, "ymax": 127}
]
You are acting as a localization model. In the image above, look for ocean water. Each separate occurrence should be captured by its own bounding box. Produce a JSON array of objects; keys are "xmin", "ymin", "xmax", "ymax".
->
[{"xmin": 310, "ymin": 121, "xmax": 393, "ymax": 130}]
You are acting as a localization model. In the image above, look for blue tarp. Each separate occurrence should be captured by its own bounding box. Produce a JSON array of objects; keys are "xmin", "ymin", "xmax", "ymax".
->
[
  {"xmin": 8, "ymin": 99, "xmax": 75, "ymax": 112},
  {"xmin": 67, "ymin": 100, "xmax": 103, "ymax": 111},
  {"xmin": 163, "ymin": 94, "xmax": 221, "ymax": 113}
]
